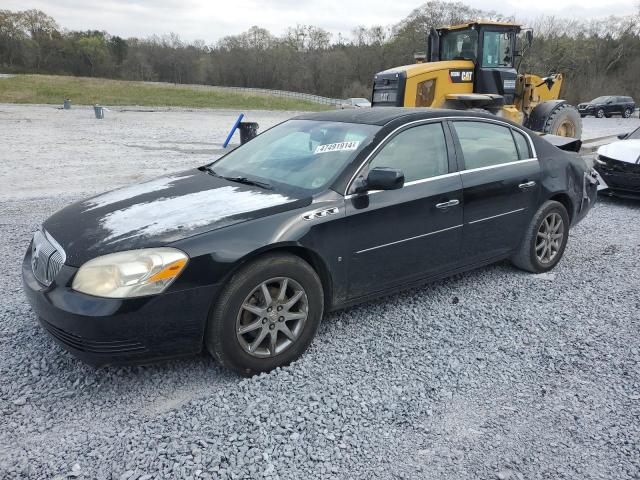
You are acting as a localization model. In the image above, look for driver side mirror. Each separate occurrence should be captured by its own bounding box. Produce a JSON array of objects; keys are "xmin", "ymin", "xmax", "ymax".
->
[
  {"xmin": 354, "ymin": 167, "xmax": 405, "ymax": 193},
  {"xmin": 618, "ymin": 133, "xmax": 629, "ymax": 140}
]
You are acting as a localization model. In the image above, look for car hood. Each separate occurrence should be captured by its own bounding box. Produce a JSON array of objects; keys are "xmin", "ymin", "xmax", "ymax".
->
[
  {"xmin": 44, "ymin": 169, "xmax": 310, "ymax": 266},
  {"xmin": 598, "ymin": 140, "xmax": 640, "ymax": 164}
]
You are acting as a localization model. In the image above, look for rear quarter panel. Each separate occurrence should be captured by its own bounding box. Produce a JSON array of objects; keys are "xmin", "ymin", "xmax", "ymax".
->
[{"xmin": 532, "ymin": 135, "xmax": 594, "ymax": 224}]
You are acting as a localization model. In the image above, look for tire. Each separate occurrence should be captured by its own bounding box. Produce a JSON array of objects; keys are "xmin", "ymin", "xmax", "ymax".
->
[
  {"xmin": 511, "ymin": 200, "xmax": 570, "ymax": 273},
  {"xmin": 596, "ymin": 108, "xmax": 605, "ymax": 118},
  {"xmin": 541, "ymin": 103, "xmax": 582, "ymax": 138},
  {"xmin": 624, "ymin": 108, "xmax": 633, "ymax": 118},
  {"xmin": 580, "ymin": 114, "xmax": 586, "ymax": 118},
  {"xmin": 205, "ymin": 253, "xmax": 323, "ymax": 376}
]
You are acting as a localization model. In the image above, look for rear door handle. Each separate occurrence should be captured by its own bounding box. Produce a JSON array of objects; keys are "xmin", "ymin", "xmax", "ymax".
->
[
  {"xmin": 519, "ymin": 181, "xmax": 536, "ymax": 190},
  {"xmin": 435, "ymin": 199, "xmax": 460, "ymax": 209}
]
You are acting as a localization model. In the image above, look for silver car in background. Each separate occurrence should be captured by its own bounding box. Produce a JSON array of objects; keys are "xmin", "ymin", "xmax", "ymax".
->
[{"xmin": 340, "ymin": 98, "xmax": 371, "ymax": 109}]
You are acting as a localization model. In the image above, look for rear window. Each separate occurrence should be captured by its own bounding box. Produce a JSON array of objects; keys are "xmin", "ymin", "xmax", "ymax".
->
[
  {"xmin": 453, "ymin": 121, "xmax": 520, "ymax": 169},
  {"xmin": 512, "ymin": 130, "xmax": 532, "ymax": 159}
]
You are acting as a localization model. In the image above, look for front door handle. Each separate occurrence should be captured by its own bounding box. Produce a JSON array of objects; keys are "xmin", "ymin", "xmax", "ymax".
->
[
  {"xmin": 435, "ymin": 199, "xmax": 460, "ymax": 209},
  {"xmin": 519, "ymin": 180, "xmax": 536, "ymax": 190}
]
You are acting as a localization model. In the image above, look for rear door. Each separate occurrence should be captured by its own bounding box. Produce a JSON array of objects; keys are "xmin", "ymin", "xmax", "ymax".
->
[
  {"xmin": 345, "ymin": 121, "xmax": 463, "ymax": 298},
  {"xmin": 449, "ymin": 120, "xmax": 541, "ymax": 263}
]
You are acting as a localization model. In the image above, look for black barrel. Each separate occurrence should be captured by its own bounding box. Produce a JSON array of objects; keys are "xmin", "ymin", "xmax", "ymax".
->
[{"xmin": 238, "ymin": 122, "xmax": 259, "ymax": 144}]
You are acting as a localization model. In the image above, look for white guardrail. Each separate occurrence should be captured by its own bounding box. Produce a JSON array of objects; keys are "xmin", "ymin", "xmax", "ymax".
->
[{"xmin": 209, "ymin": 85, "xmax": 343, "ymax": 106}]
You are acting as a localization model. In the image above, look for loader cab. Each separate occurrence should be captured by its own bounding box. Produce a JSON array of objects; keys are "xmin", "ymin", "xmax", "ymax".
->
[{"xmin": 429, "ymin": 22, "xmax": 521, "ymax": 104}]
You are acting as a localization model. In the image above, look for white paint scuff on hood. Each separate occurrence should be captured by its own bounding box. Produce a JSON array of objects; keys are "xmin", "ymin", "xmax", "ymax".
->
[
  {"xmin": 82, "ymin": 174, "xmax": 194, "ymax": 211},
  {"xmin": 100, "ymin": 186, "xmax": 294, "ymax": 243},
  {"xmin": 598, "ymin": 140, "xmax": 640, "ymax": 165}
]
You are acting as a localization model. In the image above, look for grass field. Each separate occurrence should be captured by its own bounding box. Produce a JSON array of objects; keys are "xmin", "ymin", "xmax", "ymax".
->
[{"xmin": 0, "ymin": 75, "xmax": 330, "ymax": 111}]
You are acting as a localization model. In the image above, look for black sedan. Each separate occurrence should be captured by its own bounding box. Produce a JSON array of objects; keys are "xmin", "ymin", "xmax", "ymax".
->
[{"xmin": 22, "ymin": 108, "xmax": 598, "ymax": 375}]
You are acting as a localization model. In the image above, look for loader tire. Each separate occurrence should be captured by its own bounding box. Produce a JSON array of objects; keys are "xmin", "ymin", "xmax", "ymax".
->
[{"xmin": 541, "ymin": 103, "xmax": 582, "ymax": 138}]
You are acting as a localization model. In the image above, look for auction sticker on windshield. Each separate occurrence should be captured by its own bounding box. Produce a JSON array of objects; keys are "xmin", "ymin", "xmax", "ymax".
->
[{"xmin": 315, "ymin": 141, "xmax": 360, "ymax": 154}]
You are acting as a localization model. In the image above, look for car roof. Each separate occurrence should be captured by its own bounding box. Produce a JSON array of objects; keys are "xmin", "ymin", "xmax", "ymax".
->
[{"xmin": 293, "ymin": 107, "xmax": 498, "ymax": 126}]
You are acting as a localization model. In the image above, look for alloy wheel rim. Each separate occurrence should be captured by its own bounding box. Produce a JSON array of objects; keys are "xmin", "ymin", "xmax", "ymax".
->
[
  {"xmin": 536, "ymin": 212, "xmax": 564, "ymax": 264},
  {"xmin": 236, "ymin": 277, "xmax": 308, "ymax": 358}
]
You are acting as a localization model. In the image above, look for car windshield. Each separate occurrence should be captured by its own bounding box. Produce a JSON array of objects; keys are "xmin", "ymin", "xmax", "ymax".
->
[
  {"xmin": 210, "ymin": 120, "xmax": 379, "ymax": 192},
  {"xmin": 591, "ymin": 96, "xmax": 610, "ymax": 103},
  {"xmin": 627, "ymin": 127, "xmax": 640, "ymax": 140}
]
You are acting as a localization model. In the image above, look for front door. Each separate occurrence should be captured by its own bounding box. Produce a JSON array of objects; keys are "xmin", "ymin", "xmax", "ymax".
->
[
  {"xmin": 449, "ymin": 120, "xmax": 541, "ymax": 263},
  {"xmin": 345, "ymin": 122, "xmax": 464, "ymax": 299}
]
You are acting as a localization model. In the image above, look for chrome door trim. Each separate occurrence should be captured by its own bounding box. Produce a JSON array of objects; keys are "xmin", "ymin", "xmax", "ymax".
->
[
  {"xmin": 355, "ymin": 224, "xmax": 463, "ymax": 254},
  {"xmin": 460, "ymin": 158, "xmax": 538, "ymax": 175},
  {"xmin": 467, "ymin": 207, "xmax": 526, "ymax": 225},
  {"xmin": 344, "ymin": 115, "xmax": 538, "ymax": 196},
  {"xmin": 343, "ymin": 171, "xmax": 461, "ymax": 200}
]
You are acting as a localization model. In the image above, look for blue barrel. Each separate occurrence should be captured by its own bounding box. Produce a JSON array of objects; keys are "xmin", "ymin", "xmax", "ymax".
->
[
  {"xmin": 63, "ymin": 99, "xmax": 71, "ymax": 110},
  {"xmin": 94, "ymin": 105, "xmax": 104, "ymax": 119}
]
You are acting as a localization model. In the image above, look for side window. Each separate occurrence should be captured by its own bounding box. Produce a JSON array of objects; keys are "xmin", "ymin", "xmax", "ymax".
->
[
  {"xmin": 512, "ymin": 129, "xmax": 532, "ymax": 159},
  {"xmin": 368, "ymin": 123, "xmax": 449, "ymax": 182},
  {"xmin": 453, "ymin": 121, "xmax": 520, "ymax": 169},
  {"xmin": 482, "ymin": 31, "xmax": 514, "ymax": 68}
]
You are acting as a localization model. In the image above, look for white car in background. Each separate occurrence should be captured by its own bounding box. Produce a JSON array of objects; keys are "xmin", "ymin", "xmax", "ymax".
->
[
  {"xmin": 340, "ymin": 98, "xmax": 371, "ymax": 109},
  {"xmin": 595, "ymin": 126, "xmax": 640, "ymax": 198}
]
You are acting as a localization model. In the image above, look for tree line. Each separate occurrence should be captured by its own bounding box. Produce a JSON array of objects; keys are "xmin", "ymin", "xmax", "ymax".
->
[{"xmin": 1, "ymin": 2, "xmax": 639, "ymax": 104}]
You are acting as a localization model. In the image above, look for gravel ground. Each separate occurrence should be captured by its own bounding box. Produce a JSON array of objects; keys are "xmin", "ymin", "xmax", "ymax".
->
[{"xmin": 1, "ymin": 105, "xmax": 639, "ymax": 480}]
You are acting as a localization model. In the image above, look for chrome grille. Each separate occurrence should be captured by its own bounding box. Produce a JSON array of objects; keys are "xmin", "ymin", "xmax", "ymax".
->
[{"xmin": 31, "ymin": 230, "xmax": 65, "ymax": 286}]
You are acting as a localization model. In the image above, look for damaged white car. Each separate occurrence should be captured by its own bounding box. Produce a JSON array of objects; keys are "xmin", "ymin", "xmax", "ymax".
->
[{"xmin": 595, "ymin": 126, "xmax": 640, "ymax": 198}]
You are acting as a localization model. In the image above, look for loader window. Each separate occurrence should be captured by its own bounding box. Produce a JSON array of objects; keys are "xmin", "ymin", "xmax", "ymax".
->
[
  {"xmin": 482, "ymin": 31, "xmax": 514, "ymax": 68},
  {"xmin": 441, "ymin": 30, "xmax": 478, "ymax": 62}
]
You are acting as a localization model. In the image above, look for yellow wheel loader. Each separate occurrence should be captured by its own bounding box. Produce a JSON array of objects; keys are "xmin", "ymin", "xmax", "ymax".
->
[{"xmin": 372, "ymin": 21, "xmax": 582, "ymax": 138}]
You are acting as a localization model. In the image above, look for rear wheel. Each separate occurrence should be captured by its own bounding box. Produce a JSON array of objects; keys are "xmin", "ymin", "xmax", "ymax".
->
[
  {"xmin": 541, "ymin": 103, "xmax": 582, "ymax": 138},
  {"xmin": 624, "ymin": 108, "xmax": 633, "ymax": 118},
  {"xmin": 206, "ymin": 253, "xmax": 323, "ymax": 376},
  {"xmin": 511, "ymin": 200, "xmax": 570, "ymax": 273}
]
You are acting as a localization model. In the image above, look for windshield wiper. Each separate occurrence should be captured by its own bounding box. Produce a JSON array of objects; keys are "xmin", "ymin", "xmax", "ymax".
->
[
  {"xmin": 223, "ymin": 176, "xmax": 273, "ymax": 190},
  {"xmin": 203, "ymin": 166, "xmax": 273, "ymax": 190}
]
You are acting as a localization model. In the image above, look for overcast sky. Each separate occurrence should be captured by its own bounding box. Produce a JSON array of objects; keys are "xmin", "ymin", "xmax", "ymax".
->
[{"xmin": 5, "ymin": 0, "xmax": 638, "ymax": 42}]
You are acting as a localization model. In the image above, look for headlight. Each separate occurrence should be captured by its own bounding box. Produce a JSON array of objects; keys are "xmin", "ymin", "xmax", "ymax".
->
[{"xmin": 72, "ymin": 247, "xmax": 188, "ymax": 298}]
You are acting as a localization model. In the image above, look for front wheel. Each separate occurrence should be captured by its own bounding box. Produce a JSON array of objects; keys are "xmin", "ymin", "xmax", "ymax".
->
[
  {"xmin": 206, "ymin": 253, "xmax": 323, "ymax": 376},
  {"xmin": 511, "ymin": 200, "xmax": 570, "ymax": 273},
  {"xmin": 596, "ymin": 108, "xmax": 605, "ymax": 118}
]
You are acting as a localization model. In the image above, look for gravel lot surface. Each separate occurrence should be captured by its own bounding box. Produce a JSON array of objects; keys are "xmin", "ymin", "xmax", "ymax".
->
[{"xmin": 1, "ymin": 105, "xmax": 639, "ymax": 479}]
